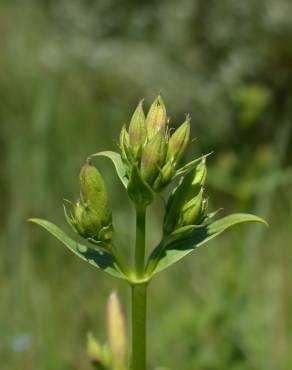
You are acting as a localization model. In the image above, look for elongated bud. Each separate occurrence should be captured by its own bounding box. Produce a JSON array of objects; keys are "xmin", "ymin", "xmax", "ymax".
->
[
  {"xmin": 153, "ymin": 159, "xmax": 176, "ymax": 192},
  {"xmin": 64, "ymin": 161, "xmax": 112, "ymax": 243},
  {"xmin": 128, "ymin": 100, "xmax": 146, "ymax": 158},
  {"xmin": 146, "ymin": 95, "xmax": 167, "ymax": 139},
  {"xmin": 164, "ymin": 158, "xmax": 208, "ymax": 233},
  {"xmin": 81, "ymin": 162, "xmax": 111, "ymax": 227},
  {"xmin": 190, "ymin": 157, "xmax": 207, "ymax": 189},
  {"xmin": 167, "ymin": 116, "xmax": 190, "ymax": 162},
  {"xmin": 107, "ymin": 292, "xmax": 127, "ymax": 370},
  {"xmin": 80, "ymin": 161, "xmax": 108, "ymax": 210},
  {"xmin": 166, "ymin": 158, "xmax": 207, "ymax": 212},
  {"xmin": 140, "ymin": 131, "xmax": 167, "ymax": 185},
  {"xmin": 119, "ymin": 125, "xmax": 131, "ymax": 163},
  {"xmin": 179, "ymin": 187, "xmax": 206, "ymax": 226}
]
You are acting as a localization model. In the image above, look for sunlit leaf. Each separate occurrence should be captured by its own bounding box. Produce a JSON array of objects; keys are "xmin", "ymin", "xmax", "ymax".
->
[
  {"xmin": 173, "ymin": 153, "xmax": 212, "ymax": 179},
  {"xmin": 91, "ymin": 151, "xmax": 128, "ymax": 188},
  {"xmin": 147, "ymin": 213, "xmax": 267, "ymax": 275},
  {"xmin": 28, "ymin": 218, "xmax": 125, "ymax": 279}
]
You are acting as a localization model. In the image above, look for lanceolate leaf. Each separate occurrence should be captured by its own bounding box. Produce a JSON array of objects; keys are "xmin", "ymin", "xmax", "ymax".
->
[
  {"xmin": 173, "ymin": 152, "xmax": 212, "ymax": 179},
  {"xmin": 28, "ymin": 218, "xmax": 125, "ymax": 279},
  {"xmin": 91, "ymin": 151, "xmax": 128, "ymax": 188},
  {"xmin": 147, "ymin": 213, "xmax": 267, "ymax": 275}
]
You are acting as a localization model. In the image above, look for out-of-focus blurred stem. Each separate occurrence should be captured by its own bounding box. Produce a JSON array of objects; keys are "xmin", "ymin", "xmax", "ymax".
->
[{"xmin": 131, "ymin": 283, "xmax": 147, "ymax": 370}]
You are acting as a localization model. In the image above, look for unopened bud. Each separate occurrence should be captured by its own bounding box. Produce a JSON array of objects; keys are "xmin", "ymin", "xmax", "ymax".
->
[
  {"xmin": 128, "ymin": 100, "xmax": 146, "ymax": 158},
  {"xmin": 179, "ymin": 187, "xmax": 206, "ymax": 226},
  {"xmin": 145, "ymin": 95, "xmax": 167, "ymax": 139},
  {"xmin": 167, "ymin": 116, "xmax": 190, "ymax": 162},
  {"xmin": 140, "ymin": 131, "xmax": 167, "ymax": 185},
  {"xmin": 64, "ymin": 161, "xmax": 112, "ymax": 243},
  {"xmin": 190, "ymin": 157, "xmax": 207, "ymax": 189},
  {"xmin": 74, "ymin": 200, "xmax": 100, "ymax": 237},
  {"xmin": 80, "ymin": 161, "xmax": 108, "ymax": 210},
  {"xmin": 72, "ymin": 200, "xmax": 87, "ymax": 236},
  {"xmin": 153, "ymin": 159, "xmax": 175, "ymax": 192},
  {"xmin": 119, "ymin": 126, "xmax": 131, "ymax": 163},
  {"xmin": 164, "ymin": 158, "xmax": 208, "ymax": 233},
  {"xmin": 107, "ymin": 292, "xmax": 127, "ymax": 370}
]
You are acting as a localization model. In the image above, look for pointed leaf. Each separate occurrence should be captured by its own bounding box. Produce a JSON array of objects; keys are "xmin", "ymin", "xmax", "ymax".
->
[
  {"xmin": 91, "ymin": 151, "xmax": 128, "ymax": 188},
  {"xmin": 28, "ymin": 218, "xmax": 125, "ymax": 279},
  {"xmin": 173, "ymin": 152, "xmax": 212, "ymax": 179},
  {"xmin": 147, "ymin": 213, "xmax": 267, "ymax": 275}
]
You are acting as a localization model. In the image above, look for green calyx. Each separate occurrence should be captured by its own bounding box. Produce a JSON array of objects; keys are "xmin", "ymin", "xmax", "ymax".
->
[
  {"xmin": 128, "ymin": 100, "xmax": 147, "ymax": 159},
  {"xmin": 140, "ymin": 130, "xmax": 167, "ymax": 185},
  {"xmin": 145, "ymin": 95, "xmax": 167, "ymax": 140},
  {"xmin": 119, "ymin": 95, "xmax": 192, "ymax": 205},
  {"xmin": 163, "ymin": 158, "xmax": 208, "ymax": 234},
  {"xmin": 166, "ymin": 115, "xmax": 191, "ymax": 163},
  {"xmin": 179, "ymin": 187, "xmax": 207, "ymax": 226},
  {"xmin": 64, "ymin": 160, "xmax": 113, "ymax": 244}
]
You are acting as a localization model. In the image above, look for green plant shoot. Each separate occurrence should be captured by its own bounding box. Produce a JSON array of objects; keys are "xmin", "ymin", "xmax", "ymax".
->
[{"xmin": 29, "ymin": 95, "xmax": 267, "ymax": 370}]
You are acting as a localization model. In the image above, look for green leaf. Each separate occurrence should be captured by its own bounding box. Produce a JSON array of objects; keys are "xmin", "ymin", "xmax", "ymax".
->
[
  {"xmin": 173, "ymin": 152, "xmax": 212, "ymax": 179},
  {"xmin": 28, "ymin": 218, "xmax": 125, "ymax": 279},
  {"xmin": 147, "ymin": 213, "xmax": 267, "ymax": 275},
  {"xmin": 91, "ymin": 151, "xmax": 128, "ymax": 188}
]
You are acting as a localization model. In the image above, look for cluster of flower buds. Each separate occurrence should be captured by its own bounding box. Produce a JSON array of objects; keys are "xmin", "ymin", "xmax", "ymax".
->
[
  {"xmin": 163, "ymin": 158, "xmax": 208, "ymax": 234},
  {"xmin": 64, "ymin": 160, "xmax": 113, "ymax": 244},
  {"xmin": 119, "ymin": 96, "xmax": 190, "ymax": 206}
]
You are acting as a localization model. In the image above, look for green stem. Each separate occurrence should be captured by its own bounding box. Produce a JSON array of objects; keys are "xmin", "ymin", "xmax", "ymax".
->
[
  {"xmin": 131, "ymin": 205, "xmax": 147, "ymax": 370},
  {"xmin": 131, "ymin": 283, "xmax": 147, "ymax": 370},
  {"xmin": 135, "ymin": 206, "xmax": 146, "ymax": 278}
]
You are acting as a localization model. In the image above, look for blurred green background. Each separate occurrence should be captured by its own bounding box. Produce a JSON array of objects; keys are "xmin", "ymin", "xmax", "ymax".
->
[{"xmin": 1, "ymin": 0, "xmax": 292, "ymax": 369}]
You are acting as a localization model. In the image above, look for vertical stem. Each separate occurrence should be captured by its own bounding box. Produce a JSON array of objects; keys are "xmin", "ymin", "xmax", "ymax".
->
[
  {"xmin": 135, "ymin": 206, "xmax": 146, "ymax": 278},
  {"xmin": 131, "ymin": 283, "xmax": 147, "ymax": 370},
  {"xmin": 131, "ymin": 205, "xmax": 147, "ymax": 370}
]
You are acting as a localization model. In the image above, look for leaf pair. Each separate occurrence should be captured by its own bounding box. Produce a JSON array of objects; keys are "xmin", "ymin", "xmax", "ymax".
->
[{"xmin": 29, "ymin": 213, "xmax": 267, "ymax": 281}]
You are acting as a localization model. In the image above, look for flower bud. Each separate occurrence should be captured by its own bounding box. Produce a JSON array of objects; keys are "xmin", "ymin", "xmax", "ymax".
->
[
  {"xmin": 163, "ymin": 158, "xmax": 207, "ymax": 233},
  {"xmin": 64, "ymin": 161, "xmax": 112, "ymax": 243},
  {"xmin": 178, "ymin": 187, "xmax": 206, "ymax": 226},
  {"xmin": 107, "ymin": 292, "xmax": 127, "ymax": 370},
  {"xmin": 119, "ymin": 125, "xmax": 131, "ymax": 163},
  {"xmin": 81, "ymin": 161, "xmax": 111, "ymax": 212},
  {"xmin": 74, "ymin": 200, "xmax": 100, "ymax": 237},
  {"xmin": 166, "ymin": 116, "xmax": 190, "ymax": 163},
  {"xmin": 140, "ymin": 130, "xmax": 167, "ymax": 185},
  {"xmin": 152, "ymin": 159, "xmax": 176, "ymax": 192},
  {"xmin": 190, "ymin": 157, "xmax": 207, "ymax": 189},
  {"xmin": 145, "ymin": 95, "xmax": 167, "ymax": 140},
  {"xmin": 128, "ymin": 100, "xmax": 147, "ymax": 158}
]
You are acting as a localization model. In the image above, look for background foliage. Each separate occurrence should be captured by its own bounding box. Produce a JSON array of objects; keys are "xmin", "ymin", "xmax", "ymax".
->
[{"xmin": 0, "ymin": 0, "xmax": 291, "ymax": 369}]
